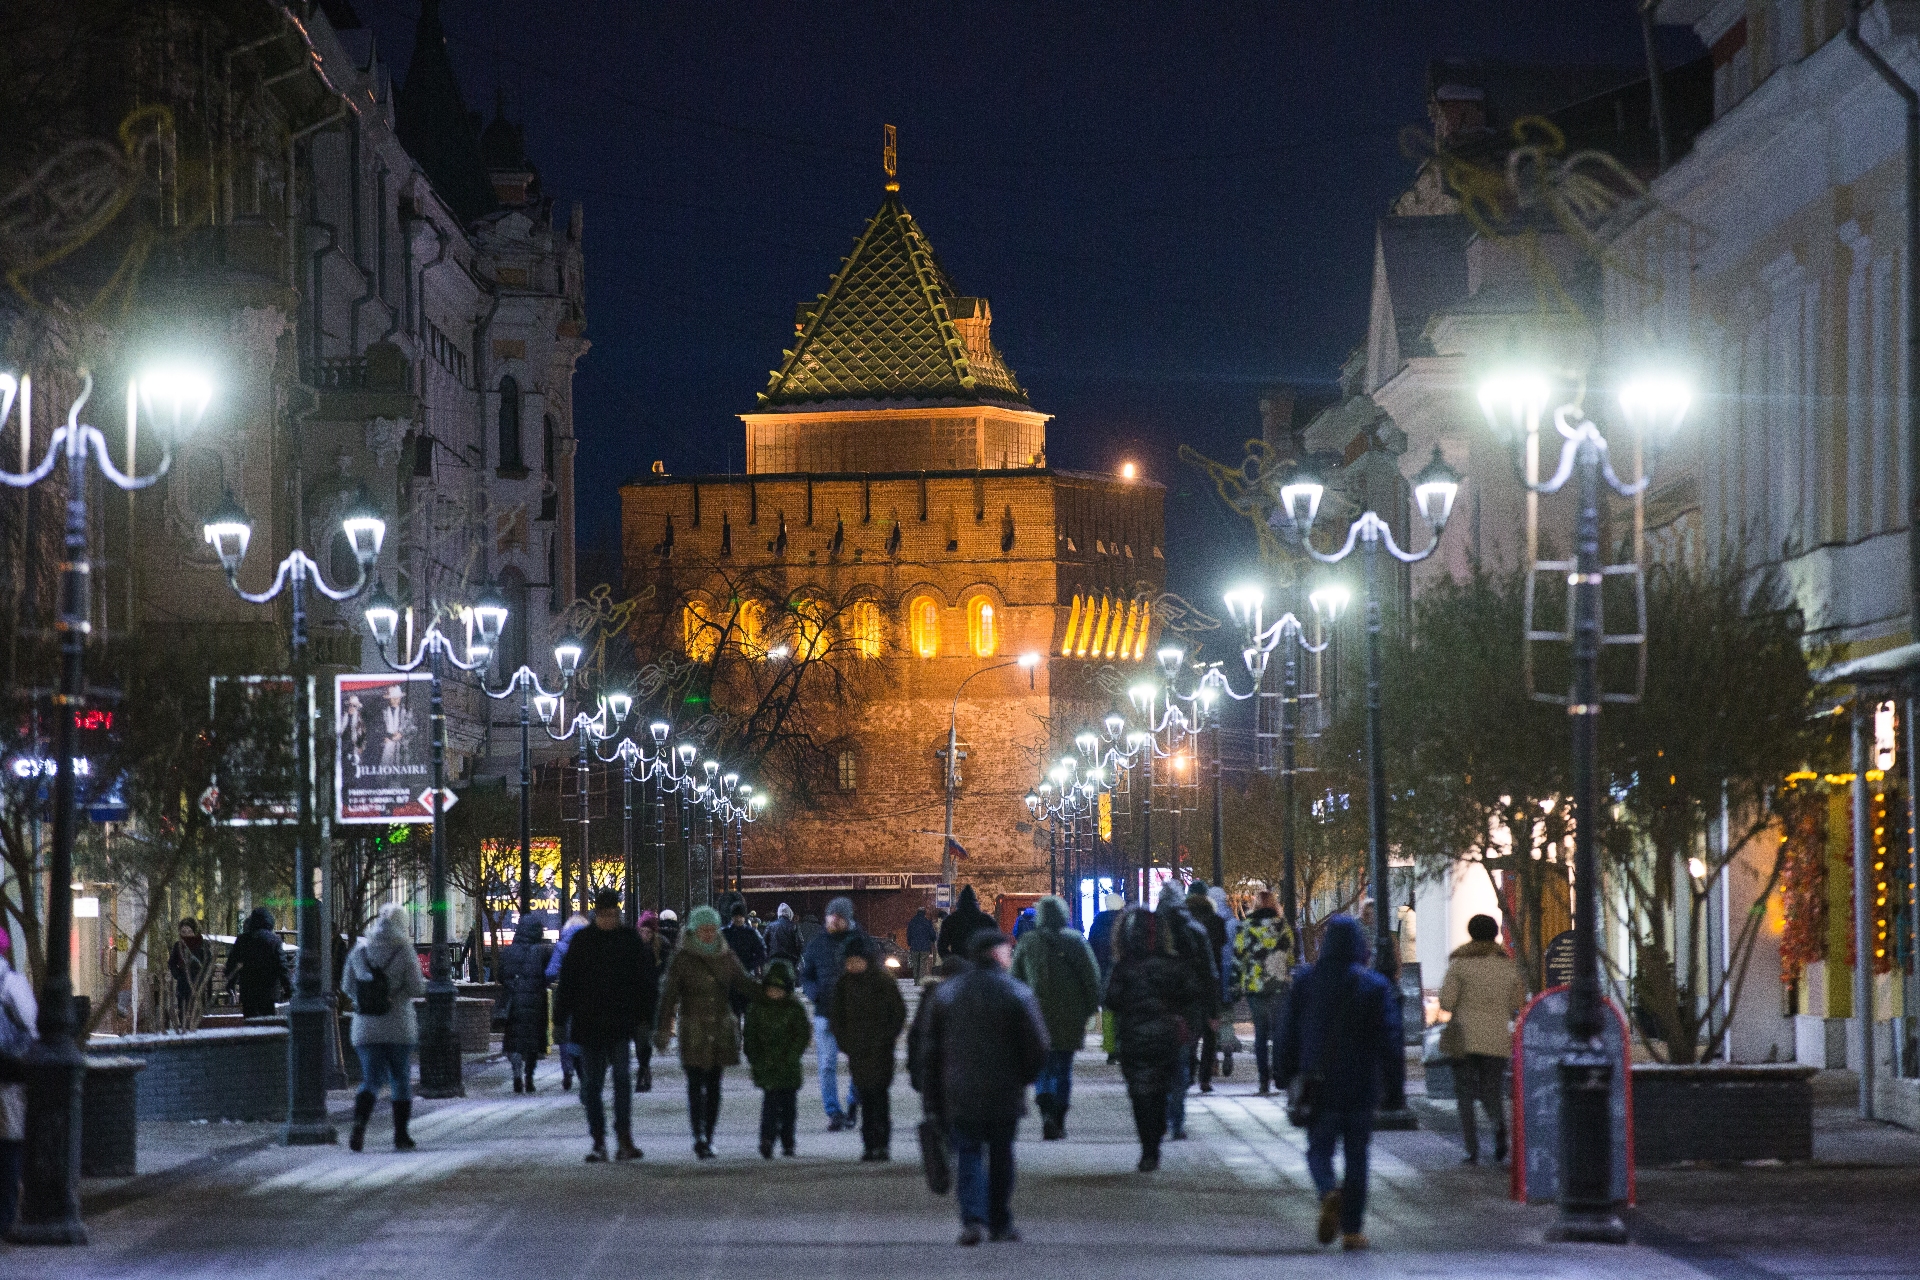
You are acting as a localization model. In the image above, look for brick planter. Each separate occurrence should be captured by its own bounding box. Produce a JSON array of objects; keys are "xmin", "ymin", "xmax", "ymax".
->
[
  {"xmin": 410, "ymin": 996, "xmax": 495, "ymax": 1054},
  {"xmin": 95, "ymin": 1026, "xmax": 289, "ymax": 1122},
  {"xmin": 1631, "ymin": 1063, "xmax": 1816, "ymax": 1164},
  {"xmin": 81, "ymin": 1056, "xmax": 145, "ymax": 1177}
]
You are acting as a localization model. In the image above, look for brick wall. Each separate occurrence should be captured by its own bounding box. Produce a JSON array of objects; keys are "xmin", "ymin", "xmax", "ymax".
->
[{"xmin": 97, "ymin": 1026, "xmax": 289, "ymax": 1122}]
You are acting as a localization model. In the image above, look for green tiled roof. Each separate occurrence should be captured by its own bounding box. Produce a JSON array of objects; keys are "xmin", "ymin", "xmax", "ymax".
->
[{"xmin": 758, "ymin": 192, "xmax": 1028, "ymax": 408}]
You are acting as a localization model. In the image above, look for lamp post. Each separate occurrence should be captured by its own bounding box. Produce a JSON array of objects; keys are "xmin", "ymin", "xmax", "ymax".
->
[
  {"xmin": 362, "ymin": 582, "xmax": 501, "ymax": 1098},
  {"xmin": 480, "ymin": 630, "xmax": 576, "ymax": 921},
  {"xmin": 1477, "ymin": 367, "xmax": 1689, "ymax": 1244},
  {"xmin": 203, "ymin": 482, "xmax": 385, "ymax": 1146},
  {"xmin": 1127, "ymin": 653, "xmax": 1198, "ymax": 900},
  {"xmin": 941, "ymin": 653, "xmax": 1040, "ymax": 886},
  {"xmin": 538, "ymin": 686, "xmax": 627, "ymax": 912},
  {"xmin": 1281, "ymin": 444, "xmax": 1460, "ymax": 1128},
  {"xmin": 0, "ymin": 366, "xmax": 204, "ymax": 1244}
]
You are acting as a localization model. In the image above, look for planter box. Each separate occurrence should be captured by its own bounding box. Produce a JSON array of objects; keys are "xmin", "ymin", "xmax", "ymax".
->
[
  {"xmin": 1631, "ymin": 1063, "xmax": 1816, "ymax": 1165},
  {"xmin": 91, "ymin": 1026, "xmax": 289, "ymax": 1123},
  {"xmin": 411, "ymin": 996, "xmax": 494, "ymax": 1054}
]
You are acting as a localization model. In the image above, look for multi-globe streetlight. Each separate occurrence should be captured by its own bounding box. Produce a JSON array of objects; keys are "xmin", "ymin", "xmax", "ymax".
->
[
  {"xmin": 477, "ymin": 626, "xmax": 581, "ymax": 921},
  {"xmin": 0, "ymin": 364, "xmax": 208, "ymax": 1245},
  {"xmin": 1475, "ymin": 365, "xmax": 1689, "ymax": 1244},
  {"xmin": 539, "ymin": 683, "xmax": 629, "ymax": 914},
  {"xmin": 201, "ymin": 482, "xmax": 386, "ymax": 1147}
]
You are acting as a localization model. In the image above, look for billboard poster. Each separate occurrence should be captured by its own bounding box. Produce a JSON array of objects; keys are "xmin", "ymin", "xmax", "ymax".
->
[
  {"xmin": 335, "ymin": 672, "xmax": 434, "ymax": 824},
  {"xmin": 206, "ymin": 676, "xmax": 309, "ymax": 826}
]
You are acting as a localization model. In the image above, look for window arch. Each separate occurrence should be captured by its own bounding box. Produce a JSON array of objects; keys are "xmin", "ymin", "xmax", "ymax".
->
[
  {"xmin": 908, "ymin": 595, "xmax": 941, "ymax": 659},
  {"xmin": 734, "ymin": 598, "xmax": 767, "ymax": 658},
  {"xmin": 683, "ymin": 599, "xmax": 718, "ymax": 662},
  {"xmin": 966, "ymin": 596, "xmax": 998, "ymax": 657},
  {"xmin": 497, "ymin": 375, "xmax": 523, "ymax": 471},
  {"xmin": 845, "ymin": 600, "xmax": 882, "ymax": 658},
  {"xmin": 790, "ymin": 597, "xmax": 829, "ymax": 661}
]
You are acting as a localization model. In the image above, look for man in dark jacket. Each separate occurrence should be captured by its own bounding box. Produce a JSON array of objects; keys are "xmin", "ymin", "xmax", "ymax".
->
[
  {"xmin": 765, "ymin": 903, "xmax": 802, "ymax": 965},
  {"xmin": 225, "ymin": 908, "xmax": 290, "ymax": 1019},
  {"xmin": 1275, "ymin": 914, "xmax": 1404, "ymax": 1251},
  {"xmin": 905, "ymin": 907, "xmax": 936, "ymax": 980},
  {"xmin": 1156, "ymin": 883, "xmax": 1218, "ymax": 1139},
  {"xmin": 1186, "ymin": 881, "xmax": 1229, "ymax": 1092},
  {"xmin": 554, "ymin": 890, "xmax": 658, "ymax": 1162},
  {"xmin": 798, "ymin": 896, "xmax": 864, "ymax": 1129},
  {"xmin": 828, "ymin": 934, "xmax": 907, "ymax": 1160},
  {"xmin": 937, "ymin": 886, "xmax": 993, "ymax": 959},
  {"xmin": 1009, "ymin": 896, "xmax": 1101, "ymax": 1139},
  {"xmin": 723, "ymin": 903, "xmax": 768, "ymax": 1018},
  {"xmin": 922, "ymin": 929, "xmax": 1049, "ymax": 1246}
]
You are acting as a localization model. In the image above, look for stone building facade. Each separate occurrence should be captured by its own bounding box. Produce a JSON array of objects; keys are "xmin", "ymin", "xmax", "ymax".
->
[{"xmin": 622, "ymin": 183, "xmax": 1163, "ymax": 938}]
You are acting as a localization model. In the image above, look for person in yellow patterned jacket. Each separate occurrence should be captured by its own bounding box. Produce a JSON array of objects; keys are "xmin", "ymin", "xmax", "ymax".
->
[{"xmin": 1231, "ymin": 891, "xmax": 1294, "ymax": 1095}]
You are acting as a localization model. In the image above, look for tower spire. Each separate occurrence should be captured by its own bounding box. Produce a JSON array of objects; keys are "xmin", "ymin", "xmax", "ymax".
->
[{"xmin": 884, "ymin": 123, "xmax": 898, "ymax": 193}]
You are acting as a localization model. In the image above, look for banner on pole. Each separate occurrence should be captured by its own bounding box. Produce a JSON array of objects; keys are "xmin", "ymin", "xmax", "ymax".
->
[
  {"xmin": 207, "ymin": 675, "xmax": 309, "ymax": 826},
  {"xmin": 335, "ymin": 672, "xmax": 434, "ymax": 824}
]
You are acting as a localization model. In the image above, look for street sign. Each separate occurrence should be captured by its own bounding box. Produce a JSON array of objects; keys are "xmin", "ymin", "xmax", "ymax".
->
[
  {"xmin": 1510, "ymin": 985, "xmax": 1634, "ymax": 1206},
  {"xmin": 418, "ymin": 787, "xmax": 459, "ymax": 813},
  {"xmin": 933, "ymin": 883, "xmax": 954, "ymax": 911}
]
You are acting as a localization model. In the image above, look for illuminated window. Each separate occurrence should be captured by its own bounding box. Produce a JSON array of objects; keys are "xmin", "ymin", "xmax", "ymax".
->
[
  {"xmin": 909, "ymin": 596, "xmax": 940, "ymax": 658},
  {"xmin": 967, "ymin": 596, "xmax": 998, "ymax": 657},
  {"xmin": 837, "ymin": 749, "xmax": 857, "ymax": 792},
  {"xmin": 734, "ymin": 598, "xmax": 767, "ymax": 658},
  {"xmin": 790, "ymin": 597, "xmax": 829, "ymax": 661},
  {"xmin": 845, "ymin": 600, "xmax": 882, "ymax": 658},
  {"xmin": 682, "ymin": 600, "xmax": 718, "ymax": 662}
]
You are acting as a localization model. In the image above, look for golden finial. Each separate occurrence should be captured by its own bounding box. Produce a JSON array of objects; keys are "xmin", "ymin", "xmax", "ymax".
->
[{"xmin": 883, "ymin": 123, "xmax": 899, "ymax": 192}]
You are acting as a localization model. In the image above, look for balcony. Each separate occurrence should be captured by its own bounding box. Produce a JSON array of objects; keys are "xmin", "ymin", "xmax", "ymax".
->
[{"xmin": 302, "ymin": 342, "xmax": 417, "ymax": 424}]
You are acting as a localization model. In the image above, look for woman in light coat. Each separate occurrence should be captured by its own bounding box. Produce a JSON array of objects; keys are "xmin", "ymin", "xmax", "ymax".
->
[
  {"xmin": 346, "ymin": 904, "xmax": 427, "ymax": 1152},
  {"xmin": 0, "ymin": 929, "xmax": 37, "ymax": 1234},
  {"xmin": 1438, "ymin": 913, "xmax": 1528, "ymax": 1164}
]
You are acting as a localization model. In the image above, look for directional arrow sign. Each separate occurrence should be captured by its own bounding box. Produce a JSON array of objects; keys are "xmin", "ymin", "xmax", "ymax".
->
[{"xmin": 418, "ymin": 787, "xmax": 459, "ymax": 813}]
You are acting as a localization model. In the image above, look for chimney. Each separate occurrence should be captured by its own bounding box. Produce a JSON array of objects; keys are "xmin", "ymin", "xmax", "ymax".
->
[
  {"xmin": 950, "ymin": 297, "xmax": 994, "ymax": 366},
  {"xmin": 1259, "ymin": 388, "xmax": 1297, "ymax": 452},
  {"xmin": 1431, "ymin": 83, "xmax": 1487, "ymax": 145}
]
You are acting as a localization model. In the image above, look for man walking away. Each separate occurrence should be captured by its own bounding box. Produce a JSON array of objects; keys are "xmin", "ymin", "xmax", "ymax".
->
[
  {"xmin": 922, "ymin": 930, "xmax": 1049, "ymax": 1246},
  {"xmin": 1086, "ymin": 892, "xmax": 1126, "ymax": 1063},
  {"xmin": 346, "ymin": 904, "xmax": 427, "ymax": 1152},
  {"xmin": 1105, "ymin": 907, "xmax": 1204, "ymax": 1171},
  {"xmin": 1155, "ymin": 882, "xmax": 1218, "ymax": 1139},
  {"xmin": 798, "ymin": 896, "xmax": 863, "ymax": 1130},
  {"xmin": 1439, "ymin": 913, "xmax": 1526, "ymax": 1165},
  {"xmin": 906, "ymin": 906, "xmax": 936, "ymax": 980},
  {"xmin": 1276, "ymin": 914, "xmax": 1402, "ymax": 1251},
  {"xmin": 723, "ymin": 903, "xmax": 769, "ymax": 1024},
  {"xmin": 1231, "ymin": 891, "xmax": 1293, "ymax": 1095},
  {"xmin": 937, "ymin": 885, "xmax": 993, "ymax": 959},
  {"xmin": 1185, "ymin": 881, "xmax": 1228, "ymax": 1091},
  {"xmin": 226, "ymin": 907, "xmax": 290, "ymax": 1019},
  {"xmin": 829, "ymin": 935, "xmax": 907, "ymax": 1160},
  {"xmin": 765, "ymin": 902, "xmax": 803, "ymax": 967},
  {"xmin": 554, "ymin": 890, "xmax": 657, "ymax": 1163},
  {"xmin": 498, "ymin": 915, "xmax": 554, "ymax": 1093},
  {"xmin": 744, "ymin": 960, "xmax": 811, "ymax": 1158},
  {"xmin": 1010, "ymin": 895, "xmax": 1100, "ymax": 1139}
]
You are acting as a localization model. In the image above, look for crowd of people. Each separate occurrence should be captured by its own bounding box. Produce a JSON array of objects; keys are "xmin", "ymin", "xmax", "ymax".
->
[{"xmin": 325, "ymin": 880, "xmax": 1528, "ymax": 1253}]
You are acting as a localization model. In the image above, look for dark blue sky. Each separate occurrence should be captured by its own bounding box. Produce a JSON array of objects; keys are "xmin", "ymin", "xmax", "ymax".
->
[{"xmin": 358, "ymin": 1, "xmax": 1697, "ymax": 600}]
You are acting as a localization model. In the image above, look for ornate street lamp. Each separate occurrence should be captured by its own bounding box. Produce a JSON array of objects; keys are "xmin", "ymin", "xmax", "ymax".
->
[
  {"xmin": 478, "ymin": 623, "xmax": 579, "ymax": 923},
  {"xmin": 204, "ymin": 482, "xmax": 384, "ymax": 1147},
  {"xmin": 1282, "ymin": 442, "xmax": 1460, "ymax": 1128},
  {"xmin": 1478, "ymin": 365, "xmax": 1688, "ymax": 1243}
]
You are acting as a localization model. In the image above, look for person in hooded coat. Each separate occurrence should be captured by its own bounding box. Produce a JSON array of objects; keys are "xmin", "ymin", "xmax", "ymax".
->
[
  {"xmin": 1186, "ymin": 882, "xmax": 1229, "ymax": 1091},
  {"xmin": 633, "ymin": 910, "xmax": 669, "ymax": 1093},
  {"xmin": 497, "ymin": 915, "xmax": 554, "ymax": 1093},
  {"xmin": 765, "ymin": 902, "xmax": 803, "ymax": 966},
  {"xmin": 225, "ymin": 907, "xmax": 290, "ymax": 1019},
  {"xmin": 546, "ymin": 912, "xmax": 590, "ymax": 1090},
  {"xmin": 936, "ymin": 886, "xmax": 993, "ymax": 960},
  {"xmin": 655, "ymin": 904, "xmax": 762, "ymax": 1157},
  {"xmin": 1156, "ymin": 882, "xmax": 1218, "ymax": 1139},
  {"xmin": 743, "ymin": 959, "xmax": 812, "ymax": 1158},
  {"xmin": 1105, "ymin": 906, "xmax": 1206, "ymax": 1171},
  {"xmin": 1275, "ymin": 914, "xmax": 1403, "ymax": 1251},
  {"xmin": 905, "ymin": 906, "xmax": 937, "ymax": 979},
  {"xmin": 1009, "ymin": 895, "xmax": 1101, "ymax": 1140},
  {"xmin": 828, "ymin": 934, "xmax": 907, "ymax": 1159},
  {"xmin": 1438, "ymin": 913, "xmax": 1526, "ymax": 1164},
  {"xmin": 346, "ymin": 904, "xmax": 428, "ymax": 1152}
]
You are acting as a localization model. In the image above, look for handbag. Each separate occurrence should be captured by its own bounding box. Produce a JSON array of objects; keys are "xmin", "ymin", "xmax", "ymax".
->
[
  {"xmin": 1286, "ymin": 972, "xmax": 1351, "ymax": 1129},
  {"xmin": 1437, "ymin": 1017, "xmax": 1467, "ymax": 1060},
  {"xmin": 916, "ymin": 1117, "xmax": 952, "ymax": 1195}
]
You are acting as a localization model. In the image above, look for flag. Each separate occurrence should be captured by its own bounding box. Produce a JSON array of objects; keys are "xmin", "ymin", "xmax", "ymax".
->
[{"xmin": 945, "ymin": 835, "xmax": 970, "ymax": 861}]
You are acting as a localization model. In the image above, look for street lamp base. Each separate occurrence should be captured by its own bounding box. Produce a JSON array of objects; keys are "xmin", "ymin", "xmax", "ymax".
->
[
  {"xmin": 1373, "ymin": 1106, "xmax": 1419, "ymax": 1132},
  {"xmin": 12, "ymin": 1037, "xmax": 88, "ymax": 1247},
  {"xmin": 1545, "ymin": 1210, "xmax": 1629, "ymax": 1244},
  {"xmin": 6, "ymin": 1220, "xmax": 90, "ymax": 1247},
  {"xmin": 284, "ymin": 1119, "xmax": 340, "ymax": 1146},
  {"xmin": 416, "ymin": 985, "xmax": 465, "ymax": 1099}
]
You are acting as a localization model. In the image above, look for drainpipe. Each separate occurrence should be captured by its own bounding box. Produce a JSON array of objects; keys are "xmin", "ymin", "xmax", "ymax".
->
[
  {"xmin": 1639, "ymin": 0, "xmax": 1671, "ymax": 171},
  {"xmin": 1848, "ymin": 1, "xmax": 1920, "ymax": 646}
]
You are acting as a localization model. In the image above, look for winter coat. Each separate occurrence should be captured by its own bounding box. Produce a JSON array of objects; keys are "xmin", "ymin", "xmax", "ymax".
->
[
  {"xmin": 553, "ymin": 923, "xmax": 659, "ymax": 1050},
  {"xmin": 920, "ymin": 963, "xmax": 1050, "ymax": 1140},
  {"xmin": 1156, "ymin": 899, "xmax": 1220, "ymax": 1031},
  {"xmin": 744, "ymin": 987, "xmax": 812, "ymax": 1091},
  {"xmin": 829, "ymin": 965, "xmax": 908, "ymax": 1091},
  {"xmin": 1085, "ymin": 908, "xmax": 1124, "ymax": 986},
  {"xmin": 1275, "ymin": 915, "xmax": 1404, "ymax": 1112},
  {"xmin": 347, "ymin": 933, "xmax": 426, "ymax": 1048},
  {"xmin": 1188, "ymin": 895, "xmax": 1229, "ymax": 980},
  {"xmin": 0, "ymin": 957, "xmax": 38, "ymax": 1141},
  {"xmin": 797, "ymin": 926, "xmax": 863, "ymax": 1010},
  {"xmin": 1104, "ymin": 908, "xmax": 1207, "ymax": 1097},
  {"xmin": 167, "ymin": 935, "xmax": 212, "ymax": 991},
  {"xmin": 545, "ymin": 918, "xmax": 588, "ymax": 981},
  {"xmin": 906, "ymin": 960, "xmax": 968, "ymax": 1094},
  {"xmin": 937, "ymin": 887, "xmax": 994, "ymax": 959},
  {"xmin": 1009, "ymin": 897, "xmax": 1102, "ymax": 1053},
  {"xmin": 1232, "ymin": 910, "xmax": 1294, "ymax": 998},
  {"xmin": 906, "ymin": 910, "xmax": 937, "ymax": 954},
  {"xmin": 497, "ymin": 918, "xmax": 554, "ymax": 1060},
  {"xmin": 655, "ymin": 942, "xmax": 760, "ymax": 1069},
  {"xmin": 723, "ymin": 922, "xmax": 767, "ymax": 976},
  {"xmin": 765, "ymin": 916, "xmax": 803, "ymax": 964},
  {"xmin": 1439, "ymin": 938, "xmax": 1528, "ymax": 1059},
  {"xmin": 226, "ymin": 909, "xmax": 290, "ymax": 1012}
]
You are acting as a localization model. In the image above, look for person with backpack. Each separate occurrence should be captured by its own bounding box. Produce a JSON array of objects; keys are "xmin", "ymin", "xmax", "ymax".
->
[
  {"xmin": 497, "ymin": 915, "xmax": 554, "ymax": 1094},
  {"xmin": 1155, "ymin": 881, "xmax": 1218, "ymax": 1140},
  {"xmin": 0, "ymin": 928, "xmax": 37, "ymax": 1234},
  {"xmin": 1009, "ymin": 895, "xmax": 1101, "ymax": 1140},
  {"xmin": 829, "ymin": 934, "xmax": 907, "ymax": 1160},
  {"xmin": 1105, "ymin": 906, "xmax": 1206, "ymax": 1172},
  {"xmin": 346, "ymin": 904, "xmax": 428, "ymax": 1152},
  {"xmin": 1231, "ymin": 891, "xmax": 1294, "ymax": 1095},
  {"xmin": 1275, "ymin": 914, "xmax": 1404, "ymax": 1251},
  {"xmin": 744, "ymin": 959, "xmax": 812, "ymax": 1158}
]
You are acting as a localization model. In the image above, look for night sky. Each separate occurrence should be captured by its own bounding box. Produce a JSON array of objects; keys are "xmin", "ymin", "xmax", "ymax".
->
[{"xmin": 356, "ymin": 1, "xmax": 1701, "ymax": 602}]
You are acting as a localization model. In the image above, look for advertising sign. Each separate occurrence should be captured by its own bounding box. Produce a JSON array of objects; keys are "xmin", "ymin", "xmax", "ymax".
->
[
  {"xmin": 1510, "ymin": 985, "xmax": 1634, "ymax": 1206},
  {"xmin": 207, "ymin": 675, "xmax": 307, "ymax": 826},
  {"xmin": 335, "ymin": 673, "xmax": 434, "ymax": 824}
]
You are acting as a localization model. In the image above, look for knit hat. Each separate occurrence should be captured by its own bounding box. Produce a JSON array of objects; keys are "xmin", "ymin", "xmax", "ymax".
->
[
  {"xmin": 1186, "ymin": 878, "xmax": 1209, "ymax": 899},
  {"xmin": 687, "ymin": 905, "xmax": 723, "ymax": 933},
  {"xmin": 659, "ymin": 909, "xmax": 678, "ymax": 922},
  {"xmin": 843, "ymin": 934, "xmax": 873, "ymax": 960},
  {"xmin": 593, "ymin": 888, "xmax": 620, "ymax": 912},
  {"xmin": 825, "ymin": 896, "xmax": 855, "ymax": 922},
  {"xmin": 763, "ymin": 959, "xmax": 796, "ymax": 990},
  {"xmin": 636, "ymin": 910, "xmax": 658, "ymax": 929}
]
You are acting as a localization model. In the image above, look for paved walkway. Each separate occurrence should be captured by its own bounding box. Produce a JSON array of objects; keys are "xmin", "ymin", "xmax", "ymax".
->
[{"xmin": 8, "ymin": 1045, "xmax": 1920, "ymax": 1278}]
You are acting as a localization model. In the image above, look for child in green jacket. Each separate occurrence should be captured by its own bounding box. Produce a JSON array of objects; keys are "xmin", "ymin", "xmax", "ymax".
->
[{"xmin": 744, "ymin": 959, "xmax": 812, "ymax": 1157}]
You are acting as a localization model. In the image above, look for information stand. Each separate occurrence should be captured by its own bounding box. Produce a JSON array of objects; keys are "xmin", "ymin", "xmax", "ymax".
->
[{"xmin": 1510, "ymin": 984, "xmax": 1635, "ymax": 1206}]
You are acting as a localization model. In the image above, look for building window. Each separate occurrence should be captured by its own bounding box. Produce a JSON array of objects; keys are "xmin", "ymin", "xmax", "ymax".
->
[
  {"xmin": 837, "ymin": 749, "xmax": 857, "ymax": 793},
  {"xmin": 498, "ymin": 375, "xmax": 523, "ymax": 471},
  {"xmin": 967, "ymin": 596, "xmax": 997, "ymax": 657},
  {"xmin": 908, "ymin": 595, "xmax": 940, "ymax": 658},
  {"xmin": 683, "ymin": 599, "xmax": 718, "ymax": 662},
  {"xmin": 845, "ymin": 600, "xmax": 882, "ymax": 658},
  {"xmin": 735, "ymin": 598, "xmax": 767, "ymax": 658},
  {"xmin": 790, "ymin": 597, "xmax": 829, "ymax": 661}
]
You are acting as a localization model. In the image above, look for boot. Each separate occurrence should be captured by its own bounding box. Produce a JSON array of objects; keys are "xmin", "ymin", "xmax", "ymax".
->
[
  {"xmin": 349, "ymin": 1091, "xmax": 376, "ymax": 1152},
  {"xmin": 636, "ymin": 1063, "xmax": 652, "ymax": 1093},
  {"xmin": 1257, "ymin": 1069, "xmax": 1271, "ymax": 1097},
  {"xmin": 523, "ymin": 1062, "xmax": 536, "ymax": 1093},
  {"xmin": 615, "ymin": 1133, "xmax": 642, "ymax": 1162},
  {"xmin": 392, "ymin": 1098, "xmax": 416, "ymax": 1150}
]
